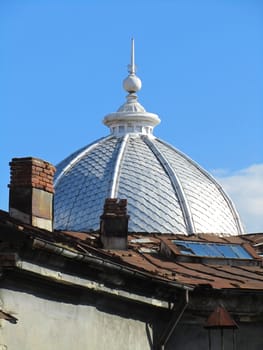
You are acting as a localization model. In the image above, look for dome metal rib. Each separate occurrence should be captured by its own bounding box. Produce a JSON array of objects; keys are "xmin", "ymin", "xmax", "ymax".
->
[
  {"xmin": 142, "ymin": 136, "xmax": 196, "ymax": 234},
  {"xmin": 155, "ymin": 138, "xmax": 244, "ymax": 234},
  {"xmin": 109, "ymin": 134, "xmax": 129, "ymax": 198}
]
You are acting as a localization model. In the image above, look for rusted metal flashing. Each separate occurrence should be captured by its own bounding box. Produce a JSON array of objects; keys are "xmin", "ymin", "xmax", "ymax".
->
[{"xmin": 204, "ymin": 305, "xmax": 238, "ymax": 329}]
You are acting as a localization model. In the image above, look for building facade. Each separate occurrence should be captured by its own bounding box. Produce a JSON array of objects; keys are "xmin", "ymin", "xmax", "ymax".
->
[{"xmin": 0, "ymin": 41, "xmax": 263, "ymax": 350}]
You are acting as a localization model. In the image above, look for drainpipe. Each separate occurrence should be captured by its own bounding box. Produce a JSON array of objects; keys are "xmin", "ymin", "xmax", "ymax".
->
[{"xmin": 157, "ymin": 289, "xmax": 189, "ymax": 350}]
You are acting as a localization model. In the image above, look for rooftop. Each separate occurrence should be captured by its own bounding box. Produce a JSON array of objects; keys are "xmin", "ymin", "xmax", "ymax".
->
[{"xmin": 1, "ymin": 209, "xmax": 262, "ymax": 293}]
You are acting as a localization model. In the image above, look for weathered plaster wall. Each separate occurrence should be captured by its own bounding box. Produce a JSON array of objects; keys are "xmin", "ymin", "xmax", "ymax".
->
[
  {"xmin": 165, "ymin": 322, "xmax": 263, "ymax": 350},
  {"xmin": 1, "ymin": 285, "xmax": 263, "ymax": 350},
  {"xmin": 0, "ymin": 288, "xmax": 152, "ymax": 350}
]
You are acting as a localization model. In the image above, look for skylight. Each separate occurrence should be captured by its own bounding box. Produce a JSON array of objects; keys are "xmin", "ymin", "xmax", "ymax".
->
[{"xmin": 173, "ymin": 241, "xmax": 252, "ymax": 259}]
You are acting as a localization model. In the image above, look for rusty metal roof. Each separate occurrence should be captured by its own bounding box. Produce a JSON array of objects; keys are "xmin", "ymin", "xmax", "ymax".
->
[
  {"xmin": 97, "ymin": 234, "xmax": 263, "ymax": 290},
  {"xmin": 45, "ymin": 230, "xmax": 263, "ymax": 291},
  {"xmin": 1, "ymin": 210, "xmax": 263, "ymax": 292}
]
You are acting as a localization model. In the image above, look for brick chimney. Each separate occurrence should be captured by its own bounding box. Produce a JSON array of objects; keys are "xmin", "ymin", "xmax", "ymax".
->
[
  {"xmin": 100, "ymin": 198, "xmax": 129, "ymax": 250},
  {"xmin": 9, "ymin": 157, "xmax": 56, "ymax": 231}
]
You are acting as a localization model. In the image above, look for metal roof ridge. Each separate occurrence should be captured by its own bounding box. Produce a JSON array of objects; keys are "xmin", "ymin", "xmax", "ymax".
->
[
  {"xmin": 54, "ymin": 135, "xmax": 113, "ymax": 187},
  {"xmin": 143, "ymin": 136, "xmax": 195, "ymax": 235},
  {"xmin": 109, "ymin": 134, "xmax": 129, "ymax": 198}
]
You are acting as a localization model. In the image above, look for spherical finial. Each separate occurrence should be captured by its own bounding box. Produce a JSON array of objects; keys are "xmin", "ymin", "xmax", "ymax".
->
[{"xmin": 123, "ymin": 74, "xmax": 142, "ymax": 93}]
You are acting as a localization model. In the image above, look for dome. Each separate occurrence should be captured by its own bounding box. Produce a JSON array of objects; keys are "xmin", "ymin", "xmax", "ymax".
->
[{"xmin": 54, "ymin": 40, "xmax": 244, "ymax": 236}]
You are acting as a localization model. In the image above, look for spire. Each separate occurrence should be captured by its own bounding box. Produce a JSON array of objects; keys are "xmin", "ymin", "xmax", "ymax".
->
[
  {"xmin": 128, "ymin": 38, "xmax": 135, "ymax": 75},
  {"xmin": 123, "ymin": 38, "xmax": 142, "ymax": 93},
  {"xmin": 103, "ymin": 38, "xmax": 160, "ymax": 137}
]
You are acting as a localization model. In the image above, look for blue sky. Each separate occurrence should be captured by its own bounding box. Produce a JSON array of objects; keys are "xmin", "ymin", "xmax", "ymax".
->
[{"xmin": 0, "ymin": 0, "xmax": 262, "ymax": 232}]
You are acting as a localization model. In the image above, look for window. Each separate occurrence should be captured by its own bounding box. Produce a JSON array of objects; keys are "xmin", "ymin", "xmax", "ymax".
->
[
  {"xmin": 173, "ymin": 241, "xmax": 252, "ymax": 259},
  {"xmin": 119, "ymin": 126, "xmax": 125, "ymax": 133}
]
